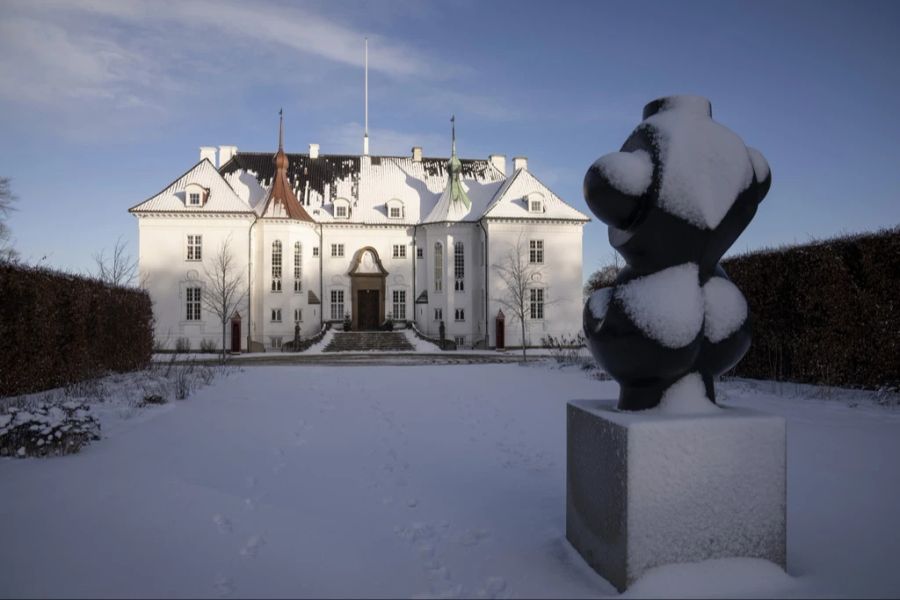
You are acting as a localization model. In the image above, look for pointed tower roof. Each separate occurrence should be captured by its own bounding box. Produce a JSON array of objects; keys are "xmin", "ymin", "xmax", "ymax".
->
[
  {"xmin": 261, "ymin": 109, "xmax": 313, "ymax": 221},
  {"xmin": 423, "ymin": 116, "xmax": 474, "ymax": 223}
]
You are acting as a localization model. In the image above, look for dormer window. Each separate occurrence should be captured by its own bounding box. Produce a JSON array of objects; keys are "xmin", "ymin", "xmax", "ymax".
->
[
  {"xmin": 527, "ymin": 193, "xmax": 544, "ymax": 213},
  {"xmin": 185, "ymin": 183, "xmax": 207, "ymax": 208},
  {"xmin": 386, "ymin": 199, "xmax": 404, "ymax": 220},
  {"xmin": 333, "ymin": 198, "xmax": 350, "ymax": 219}
]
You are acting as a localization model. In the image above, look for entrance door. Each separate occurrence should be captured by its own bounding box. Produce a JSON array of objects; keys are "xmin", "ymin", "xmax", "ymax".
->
[
  {"xmin": 231, "ymin": 319, "xmax": 241, "ymax": 353},
  {"xmin": 357, "ymin": 289, "xmax": 380, "ymax": 330}
]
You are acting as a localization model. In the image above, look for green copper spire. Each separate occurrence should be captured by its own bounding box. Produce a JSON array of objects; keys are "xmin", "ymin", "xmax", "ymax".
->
[{"xmin": 446, "ymin": 114, "xmax": 470, "ymax": 208}]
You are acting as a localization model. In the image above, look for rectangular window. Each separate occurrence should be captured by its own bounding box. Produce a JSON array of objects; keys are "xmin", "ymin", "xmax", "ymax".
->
[
  {"xmin": 271, "ymin": 240, "xmax": 283, "ymax": 292},
  {"xmin": 455, "ymin": 308, "xmax": 465, "ymax": 322},
  {"xmin": 185, "ymin": 287, "xmax": 201, "ymax": 321},
  {"xmin": 529, "ymin": 240, "xmax": 544, "ymax": 264},
  {"xmin": 271, "ymin": 308, "xmax": 282, "ymax": 322},
  {"xmin": 331, "ymin": 243, "xmax": 344, "ymax": 258},
  {"xmin": 392, "ymin": 290, "xmax": 406, "ymax": 320},
  {"xmin": 330, "ymin": 290, "xmax": 345, "ymax": 320},
  {"xmin": 454, "ymin": 335, "xmax": 465, "ymax": 347},
  {"xmin": 294, "ymin": 308, "xmax": 302, "ymax": 322},
  {"xmin": 434, "ymin": 244, "xmax": 443, "ymax": 293},
  {"xmin": 530, "ymin": 199, "xmax": 542, "ymax": 212},
  {"xmin": 530, "ymin": 288, "xmax": 544, "ymax": 319},
  {"xmin": 454, "ymin": 242, "xmax": 464, "ymax": 292},
  {"xmin": 389, "ymin": 206, "xmax": 402, "ymax": 219},
  {"xmin": 270, "ymin": 336, "xmax": 283, "ymax": 349},
  {"xmin": 335, "ymin": 205, "xmax": 348, "ymax": 218},
  {"xmin": 189, "ymin": 192, "xmax": 201, "ymax": 206},
  {"xmin": 434, "ymin": 308, "xmax": 443, "ymax": 321},
  {"xmin": 293, "ymin": 242, "xmax": 302, "ymax": 292},
  {"xmin": 313, "ymin": 247, "xmax": 319, "ymax": 257},
  {"xmin": 186, "ymin": 235, "xmax": 202, "ymax": 261},
  {"xmin": 392, "ymin": 244, "xmax": 406, "ymax": 259},
  {"xmin": 417, "ymin": 247, "xmax": 423, "ymax": 259}
]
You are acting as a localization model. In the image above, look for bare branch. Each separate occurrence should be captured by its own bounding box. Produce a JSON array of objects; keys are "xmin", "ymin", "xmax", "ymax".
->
[
  {"xmin": 93, "ymin": 236, "xmax": 138, "ymax": 287},
  {"xmin": 201, "ymin": 235, "xmax": 248, "ymax": 363},
  {"xmin": 491, "ymin": 230, "xmax": 546, "ymax": 361},
  {"xmin": 0, "ymin": 177, "xmax": 18, "ymax": 262}
]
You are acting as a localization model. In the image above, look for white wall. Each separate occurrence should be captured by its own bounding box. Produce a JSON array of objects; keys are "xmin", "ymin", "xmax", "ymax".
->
[
  {"xmin": 485, "ymin": 221, "xmax": 584, "ymax": 348},
  {"xmin": 138, "ymin": 215, "xmax": 253, "ymax": 351}
]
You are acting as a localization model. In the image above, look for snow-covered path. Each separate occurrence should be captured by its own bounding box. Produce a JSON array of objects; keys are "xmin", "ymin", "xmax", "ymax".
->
[{"xmin": 1, "ymin": 365, "xmax": 898, "ymax": 598}]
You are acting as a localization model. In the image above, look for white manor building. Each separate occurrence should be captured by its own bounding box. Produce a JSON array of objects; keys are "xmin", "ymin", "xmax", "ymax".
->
[{"xmin": 130, "ymin": 119, "xmax": 589, "ymax": 352}]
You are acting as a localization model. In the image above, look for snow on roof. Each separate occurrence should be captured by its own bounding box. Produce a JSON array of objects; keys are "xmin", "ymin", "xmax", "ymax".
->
[
  {"xmin": 130, "ymin": 159, "xmax": 253, "ymax": 214},
  {"xmin": 219, "ymin": 152, "xmax": 586, "ymax": 224},
  {"xmin": 483, "ymin": 168, "xmax": 590, "ymax": 221}
]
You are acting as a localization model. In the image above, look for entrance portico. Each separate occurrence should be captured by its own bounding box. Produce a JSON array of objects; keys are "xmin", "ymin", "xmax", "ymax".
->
[{"xmin": 348, "ymin": 247, "xmax": 387, "ymax": 330}]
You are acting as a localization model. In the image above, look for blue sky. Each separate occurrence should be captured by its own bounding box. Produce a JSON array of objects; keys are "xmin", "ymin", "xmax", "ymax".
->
[{"xmin": 1, "ymin": 0, "xmax": 897, "ymax": 280}]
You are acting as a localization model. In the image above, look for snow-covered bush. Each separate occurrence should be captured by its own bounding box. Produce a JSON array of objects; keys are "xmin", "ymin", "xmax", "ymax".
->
[{"xmin": 0, "ymin": 403, "xmax": 100, "ymax": 458}]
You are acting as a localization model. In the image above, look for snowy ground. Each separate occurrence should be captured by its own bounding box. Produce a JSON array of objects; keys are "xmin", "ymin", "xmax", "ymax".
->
[{"xmin": 1, "ymin": 364, "xmax": 898, "ymax": 598}]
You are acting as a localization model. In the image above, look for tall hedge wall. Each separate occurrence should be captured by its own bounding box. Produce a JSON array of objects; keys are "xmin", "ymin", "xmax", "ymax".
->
[
  {"xmin": 0, "ymin": 263, "xmax": 154, "ymax": 397},
  {"xmin": 722, "ymin": 228, "xmax": 900, "ymax": 389}
]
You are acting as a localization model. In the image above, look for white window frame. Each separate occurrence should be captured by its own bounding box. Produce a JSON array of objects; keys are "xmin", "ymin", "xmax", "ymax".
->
[
  {"xmin": 392, "ymin": 290, "xmax": 406, "ymax": 320},
  {"xmin": 454, "ymin": 241, "xmax": 464, "ymax": 292},
  {"xmin": 186, "ymin": 234, "xmax": 202, "ymax": 261},
  {"xmin": 331, "ymin": 243, "xmax": 344, "ymax": 258},
  {"xmin": 528, "ymin": 196, "xmax": 544, "ymax": 213},
  {"xmin": 455, "ymin": 308, "xmax": 465, "ymax": 322},
  {"xmin": 186, "ymin": 287, "xmax": 201, "ymax": 321},
  {"xmin": 271, "ymin": 308, "xmax": 282, "ymax": 322},
  {"xmin": 529, "ymin": 239, "xmax": 544, "ymax": 264},
  {"xmin": 271, "ymin": 240, "xmax": 282, "ymax": 292},
  {"xmin": 416, "ymin": 247, "xmax": 423, "ymax": 259},
  {"xmin": 434, "ymin": 243, "xmax": 443, "ymax": 293},
  {"xmin": 434, "ymin": 308, "xmax": 443, "ymax": 321},
  {"xmin": 294, "ymin": 308, "xmax": 302, "ymax": 323},
  {"xmin": 313, "ymin": 246, "xmax": 320, "ymax": 257},
  {"xmin": 188, "ymin": 192, "xmax": 201, "ymax": 206},
  {"xmin": 293, "ymin": 242, "xmax": 302, "ymax": 293},
  {"xmin": 529, "ymin": 288, "xmax": 545, "ymax": 320},
  {"xmin": 330, "ymin": 289, "xmax": 345, "ymax": 321},
  {"xmin": 270, "ymin": 336, "xmax": 283, "ymax": 349},
  {"xmin": 392, "ymin": 244, "xmax": 406, "ymax": 259}
]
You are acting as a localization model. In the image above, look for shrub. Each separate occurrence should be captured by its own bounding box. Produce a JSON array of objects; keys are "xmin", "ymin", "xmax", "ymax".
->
[
  {"xmin": 0, "ymin": 262, "xmax": 153, "ymax": 397},
  {"xmin": 0, "ymin": 402, "xmax": 101, "ymax": 457},
  {"xmin": 175, "ymin": 337, "xmax": 191, "ymax": 353},
  {"xmin": 200, "ymin": 338, "xmax": 217, "ymax": 353},
  {"xmin": 542, "ymin": 332, "xmax": 587, "ymax": 366},
  {"xmin": 723, "ymin": 227, "xmax": 900, "ymax": 389}
]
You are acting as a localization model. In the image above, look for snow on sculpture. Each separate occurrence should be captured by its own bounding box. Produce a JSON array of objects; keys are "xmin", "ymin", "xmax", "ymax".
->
[{"xmin": 583, "ymin": 95, "xmax": 772, "ymax": 411}]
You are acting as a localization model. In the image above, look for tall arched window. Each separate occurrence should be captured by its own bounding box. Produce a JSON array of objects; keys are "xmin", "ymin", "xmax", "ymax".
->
[
  {"xmin": 434, "ymin": 243, "xmax": 443, "ymax": 293},
  {"xmin": 271, "ymin": 240, "xmax": 282, "ymax": 292},
  {"xmin": 454, "ymin": 241, "xmax": 465, "ymax": 292},
  {"xmin": 293, "ymin": 242, "xmax": 302, "ymax": 292}
]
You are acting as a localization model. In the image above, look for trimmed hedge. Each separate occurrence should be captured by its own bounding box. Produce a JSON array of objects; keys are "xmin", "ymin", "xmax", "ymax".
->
[
  {"xmin": 723, "ymin": 228, "xmax": 900, "ymax": 389},
  {"xmin": 0, "ymin": 263, "xmax": 154, "ymax": 397}
]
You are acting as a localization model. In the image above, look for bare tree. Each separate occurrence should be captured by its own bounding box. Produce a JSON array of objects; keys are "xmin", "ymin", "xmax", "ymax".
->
[
  {"xmin": 492, "ymin": 231, "xmax": 547, "ymax": 362},
  {"xmin": 93, "ymin": 236, "xmax": 137, "ymax": 287},
  {"xmin": 201, "ymin": 236, "xmax": 247, "ymax": 363},
  {"xmin": 0, "ymin": 177, "xmax": 18, "ymax": 262}
]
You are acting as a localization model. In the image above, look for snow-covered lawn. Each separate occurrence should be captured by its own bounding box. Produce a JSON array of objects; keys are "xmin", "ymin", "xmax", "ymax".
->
[{"xmin": 1, "ymin": 365, "xmax": 898, "ymax": 598}]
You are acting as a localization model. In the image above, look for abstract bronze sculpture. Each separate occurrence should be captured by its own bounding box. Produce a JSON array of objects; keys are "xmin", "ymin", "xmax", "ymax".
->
[{"xmin": 583, "ymin": 96, "xmax": 771, "ymax": 411}]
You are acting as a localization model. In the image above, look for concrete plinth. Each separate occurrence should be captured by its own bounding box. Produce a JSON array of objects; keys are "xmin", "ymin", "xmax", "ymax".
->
[{"xmin": 566, "ymin": 400, "xmax": 786, "ymax": 592}]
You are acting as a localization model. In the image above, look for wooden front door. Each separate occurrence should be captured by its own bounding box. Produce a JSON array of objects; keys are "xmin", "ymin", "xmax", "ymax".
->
[
  {"xmin": 357, "ymin": 289, "xmax": 380, "ymax": 330},
  {"xmin": 231, "ymin": 319, "xmax": 241, "ymax": 353},
  {"xmin": 496, "ymin": 311, "xmax": 505, "ymax": 349}
]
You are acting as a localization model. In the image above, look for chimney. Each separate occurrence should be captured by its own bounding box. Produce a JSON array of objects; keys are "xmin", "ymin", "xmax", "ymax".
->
[
  {"xmin": 309, "ymin": 143, "xmax": 320, "ymax": 159},
  {"xmin": 200, "ymin": 146, "xmax": 217, "ymax": 167},
  {"xmin": 513, "ymin": 156, "xmax": 528, "ymax": 172},
  {"xmin": 489, "ymin": 154, "xmax": 506, "ymax": 175},
  {"xmin": 218, "ymin": 145, "xmax": 238, "ymax": 166},
  {"xmin": 411, "ymin": 146, "xmax": 422, "ymax": 162}
]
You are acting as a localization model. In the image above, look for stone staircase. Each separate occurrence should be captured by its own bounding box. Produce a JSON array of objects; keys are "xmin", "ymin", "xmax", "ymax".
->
[{"xmin": 323, "ymin": 331, "xmax": 414, "ymax": 353}]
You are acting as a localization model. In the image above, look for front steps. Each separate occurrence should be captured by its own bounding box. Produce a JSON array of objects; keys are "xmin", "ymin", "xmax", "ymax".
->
[{"xmin": 323, "ymin": 331, "xmax": 414, "ymax": 353}]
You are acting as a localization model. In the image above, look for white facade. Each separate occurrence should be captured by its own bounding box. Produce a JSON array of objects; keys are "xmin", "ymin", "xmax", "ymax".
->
[{"xmin": 130, "ymin": 141, "xmax": 589, "ymax": 351}]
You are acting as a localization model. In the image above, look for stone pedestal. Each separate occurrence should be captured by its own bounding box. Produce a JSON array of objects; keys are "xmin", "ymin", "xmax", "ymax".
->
[{"xmin": 566, "ymin": 400, "xmax": 786, "ymax": 592}]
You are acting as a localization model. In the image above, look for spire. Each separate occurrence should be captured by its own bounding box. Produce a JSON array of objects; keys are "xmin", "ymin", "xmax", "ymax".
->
[
  {"xmin": 451, "ymin": 114, "xmax": 456, "ymax": 157},
  {"xmin": 262, "ymin": 109, "xmax": 313, "ymax": 222}
]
